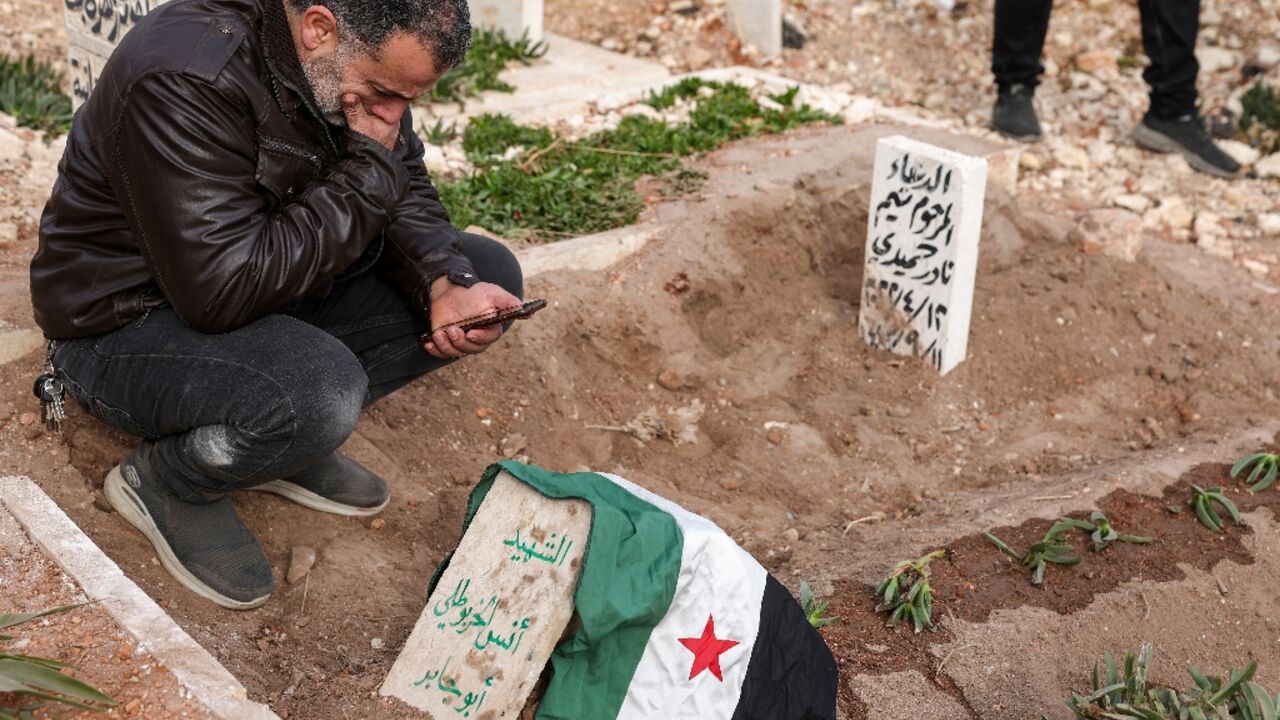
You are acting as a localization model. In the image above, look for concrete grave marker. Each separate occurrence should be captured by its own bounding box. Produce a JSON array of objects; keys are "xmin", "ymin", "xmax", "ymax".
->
[
  {"xmin": 858, "ymin": 135, "xmax": 987, "ymax": 375},
  {"xmin": 726, "ymin": 0, "xmax": 782, "ymax": 56},
  {"xmin": 469, "ymin": 0, "xmax": 545, "ymax": 43},
  {"xmin": 65, "ymin": 0, "xmax": 170, "ymax": 109},
  {"xmin": 380, "ymin": 470, "xmax": 591, "ymax": 718}
]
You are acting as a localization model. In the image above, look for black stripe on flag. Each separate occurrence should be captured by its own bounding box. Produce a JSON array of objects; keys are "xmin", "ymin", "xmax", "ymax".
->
[{"xmin": 731, "ymin": 574, "xmax": 838, "ymax": 720}]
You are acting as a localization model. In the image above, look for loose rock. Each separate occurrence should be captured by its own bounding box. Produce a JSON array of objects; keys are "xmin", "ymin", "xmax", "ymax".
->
[
  {"xmin": 1071, "ymin": 208, "xmax": 1143, "ymax": 262},
  {"xmin": 500, "ymin": 433, "xmax": 528, "ymax": 458},
  {"xmin": 287, "ymin": 546, "xmax": 317, "ymax": 585},
  {"xmin": 1255, "ymin": 153, "xmax": 1280, "ymax": 179}
]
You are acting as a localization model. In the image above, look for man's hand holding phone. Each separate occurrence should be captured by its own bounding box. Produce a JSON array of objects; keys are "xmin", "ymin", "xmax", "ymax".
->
[{"xmin": 423, "ymin": 278, "xmax": 525, "ymax": 359}]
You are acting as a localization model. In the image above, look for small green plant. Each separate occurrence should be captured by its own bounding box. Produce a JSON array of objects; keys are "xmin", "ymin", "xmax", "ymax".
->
[
  {"xmin": 874, "ymin": 549, "xmax": 945, "ymax": 633},
  {"xmin": 0, "ymin": 54, "xmax": 73, "ymax": 136},
  {"xmin": 424, "ymin": 28, "xmax": 547, "ymax": 105},
  {"xmin": 1239, "ymin": 81, "xmax": 1280, "ymax": 154},
  {"xmin": 423, "ymin": 118, "xmax": 459, "ymax": 146},
  {"xmin": 1232, "ymin": 452, "xmax": 1280, "ymax": 492},
  {"xmin": 986, "ymin": 529, "xmax": 1080, "ymax": 586},
  {"xmin": 1048, "ymin": 510, "xmax": 1153, "ymax": 552},
  {"xmin": 1062, "ymin": 643, "xmax": 1280, "ymax": 719},
  {"xmin": 1189, "ymin": 484, "xmax": 1241, "ymax": 533},
  {"xmin": 437, "ymin": 78, "xmax": 840, "ymax": 240},
  {"xmin": 797, "ymin": 581, "xmax": 838, "ymax": 629},
  {"xmin": 0, "ymin": 604, "xmax": 115, "ymax": 717}
]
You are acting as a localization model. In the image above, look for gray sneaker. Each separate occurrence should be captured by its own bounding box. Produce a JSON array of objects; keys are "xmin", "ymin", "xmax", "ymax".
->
[
  {"xmin": 104, "ymin": 447, "xmax": 273, "ymax": 610},
  {"xmin": 253, "ymin": 453, "xmax": 390, "ymax": 517},
  {"xmin": 992, "ymin": 84, "xmax": 1044, "ymax": 143},
  {"xmin": 1132, "ymin": 112, "xmax": 1241, "ymax": 178}
]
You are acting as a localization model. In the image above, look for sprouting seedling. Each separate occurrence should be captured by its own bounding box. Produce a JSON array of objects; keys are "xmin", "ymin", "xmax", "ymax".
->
[
  {"xmin": 797, "ymin": 581, "xmax": 838, "ymax": 629},
  {"xmin": 1231, "ymin": 452, "xmax": 1280, "ymax": 492},
  {"xmin": 1189, "ymin": 485, "xmax": 1241, "ymax": 533},
  {"xmin": 874, "ymin": 549, "xmax": 945, "ymax": 633},
  {"xmin": 1047, "ymin": 510, "xmax": 1154, "ymax": 552},
  {"xmin": 1062, "ymin": 642, "xmax": 1278, "ymax": 719},
  {"xmin": 986, "ymin": 530, "xmax": 1080, "ymax": 586}
]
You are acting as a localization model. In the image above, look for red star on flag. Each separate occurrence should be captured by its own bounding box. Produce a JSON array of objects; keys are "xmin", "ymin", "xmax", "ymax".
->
[{"xmin": 679, "ymin": 615, "xmax": 740, "ymax": 682}]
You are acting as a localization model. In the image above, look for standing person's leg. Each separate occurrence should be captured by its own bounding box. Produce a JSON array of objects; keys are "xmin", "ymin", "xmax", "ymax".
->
[
  {"xmin": 1131, "ymin": 0, "xmax": 1240, "ymax": 177},
  {"xmin": 55, "ymin": 310, "xmax": 370, "ymax": 609},
  {"xmin": 991, "ymin": 0, "xmax": 1054, "ymax": 141},
  {"xmin": 1137, "ymin": 0, "xmax": 1200, "ymax": 120},
  {"xmin": 992, "ymin": 0, "xmax": 1054, "ymax": 91}
]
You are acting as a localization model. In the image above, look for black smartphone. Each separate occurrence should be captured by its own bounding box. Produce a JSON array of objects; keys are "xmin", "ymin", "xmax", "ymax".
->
[
  {"xmin": 422, "ymin": 299, "xmax": 548, "ymax": 342},
  {"xmin": 459, "ymin": 299, "xmax": 548, "ymax": 332}
]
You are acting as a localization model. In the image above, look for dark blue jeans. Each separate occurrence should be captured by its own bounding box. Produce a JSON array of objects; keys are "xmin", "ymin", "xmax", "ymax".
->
[
  {"xmin": 993, "ymin": 0, "xmax": 1201, "ymax": 119},
  {"xmin": 53, "ymin": 233, "xmax": 522, "ymax": 502}
]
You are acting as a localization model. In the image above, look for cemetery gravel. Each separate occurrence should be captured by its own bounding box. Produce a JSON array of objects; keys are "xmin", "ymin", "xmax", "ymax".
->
[{"xmin": 1, "ymin": 2, "xmax": 1280, "ymax": 720}]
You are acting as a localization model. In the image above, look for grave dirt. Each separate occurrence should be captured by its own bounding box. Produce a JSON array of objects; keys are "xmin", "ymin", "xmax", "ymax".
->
[{"xmin": 0, "ymin": 124, "xmax": 1276, "ymax": 719}]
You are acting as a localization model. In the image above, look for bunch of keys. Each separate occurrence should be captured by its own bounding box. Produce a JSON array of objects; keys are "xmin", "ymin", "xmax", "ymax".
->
[{"xmin": 33, "ymin": 344, "xmax": 65, "ymax": 432}]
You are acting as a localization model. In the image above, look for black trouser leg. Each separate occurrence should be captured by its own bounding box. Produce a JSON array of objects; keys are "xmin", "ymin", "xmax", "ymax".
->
[
  {"xmin": 55, "ymin": 232, "xmax": 523, "ymax": 500},
  {"xmin": 288, "ymin": 232, "xmax": 524, "ymax": 404},
  {"xmin": 992, "ymin": 0, "xmax": 1054, "ymax": 91},
  {"xmin": 1137, "ymin": 0, "xmax": 1201, "ymax": 120}
]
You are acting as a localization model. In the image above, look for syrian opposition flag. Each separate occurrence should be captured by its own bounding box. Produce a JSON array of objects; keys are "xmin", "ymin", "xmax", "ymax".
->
[{"xmin": 436, "ymin": 460, "xmax": 838, "ymax": 720}]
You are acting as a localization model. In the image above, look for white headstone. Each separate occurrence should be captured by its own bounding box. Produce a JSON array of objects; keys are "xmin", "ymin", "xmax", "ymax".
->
[
  {"xmin": 726, "ymin": 0, "xmax": 782, "ymax": 57},
  {"xmin": 65, "ymin": 0, "xmax": 169, "ymax": 109},
  {"xmin": 380, "ymin": 470, "xmax": 591, "ymax": 719},
  {"xmin": 858, "ymin": 135, "xmax": 987, "ymax": 375},
  {"xmin": 469, "ymin": 0, "xmax": 545, "ymax": 43}
]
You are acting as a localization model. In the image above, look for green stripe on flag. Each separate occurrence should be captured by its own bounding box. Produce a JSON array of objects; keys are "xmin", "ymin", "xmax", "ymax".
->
[{"xmin": 431, "ymin": 461, "xmax": 684, "ymax": 719}]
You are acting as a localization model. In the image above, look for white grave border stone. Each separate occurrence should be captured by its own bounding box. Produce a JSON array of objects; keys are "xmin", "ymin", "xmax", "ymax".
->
[{"xmin": 857, "ymin": 135, "xmax": 987, "ymax": 376}]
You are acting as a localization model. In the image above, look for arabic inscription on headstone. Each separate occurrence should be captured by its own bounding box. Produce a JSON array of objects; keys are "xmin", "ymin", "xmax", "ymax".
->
[
  {"xmin": 380, "ymin": 471, "xmax": 591, "ymax": 719},
  {"xmin": 858, "ymin": 135, "xmax": 987, "ymax": 375}
]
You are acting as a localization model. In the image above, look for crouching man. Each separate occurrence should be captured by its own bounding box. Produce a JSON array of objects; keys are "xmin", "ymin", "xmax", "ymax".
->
[{"xmin": 29, "ymin": 0, "xmax": 522, "ymax": 609}]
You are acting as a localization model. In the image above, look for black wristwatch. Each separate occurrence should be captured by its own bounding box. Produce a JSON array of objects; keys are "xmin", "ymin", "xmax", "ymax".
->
[{"xmin": 446, "ymin": 269, "xmax": 480, "ymax": 288}]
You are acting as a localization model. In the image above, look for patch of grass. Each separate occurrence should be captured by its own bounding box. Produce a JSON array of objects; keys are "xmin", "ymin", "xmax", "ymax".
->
[
  {"xmin": 424, "ymin": 28, "xmax": 547, "ymax": 106},
  {"xmin": 797, "ymin": 581, "xmax": 838, "ymax": 629},
  {"xmin": 1048, "ymin": 510, "xmax": 1153, "ymax": 553},
  {"xmin": 0, "ymin": 604, "xmax": 116, "ymax": 717},
  {"xmin": 874, "ymin": 549, "xmax": 945, "ymax": 633},
  {"xmin": 437, "ymin": 79, "xmax": 840, "ymax": 239},
  {"xmin": 1189, "ymin": 485, "xmax": 1241, "ymax": 533},
  {"xmin": 1238, "ymin": 81, "xmax": 1280, "ymax": 154},
  {"xmin": 986, "ymin": 529, "xmax": 1080, "ymax": 586},
  {"xmin": 422, "ymin": 118, "xmax": 459, "ymax": 146},
  {"xmin": 1231, "ymin": 452, "xmax": 1279, "ymax": 492},
  {"xmin": 0, "ymin": 55, "xmax": 72, "ymax": 137},
  {"xmin": 1059, "ymin": 643, "xmax": 1280, "ymax": 719}
]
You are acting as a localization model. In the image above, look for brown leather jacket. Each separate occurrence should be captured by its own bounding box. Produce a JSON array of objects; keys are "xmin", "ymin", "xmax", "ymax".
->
[{"xmin": 31, "ymin": 0, "xmax": 476, "ymax": 339}]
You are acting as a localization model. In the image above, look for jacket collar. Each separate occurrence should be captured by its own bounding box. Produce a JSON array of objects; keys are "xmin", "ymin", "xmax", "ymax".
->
[{"xmin": 258, "ymin": 0, "xmax": 308, "ymax": 113}]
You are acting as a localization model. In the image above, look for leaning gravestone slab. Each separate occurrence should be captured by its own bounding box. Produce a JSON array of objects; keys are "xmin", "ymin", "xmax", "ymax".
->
[
  {"xmin": 858, "ymin": 135, "xmax": 987, "ymax": 376},
  {"xmin": 65, "ymin": 0, "xmax": 169, "ymax": 109},
  {"xmin": 381, "ymin": 470, "xmax": 591, "ymax": 718}
]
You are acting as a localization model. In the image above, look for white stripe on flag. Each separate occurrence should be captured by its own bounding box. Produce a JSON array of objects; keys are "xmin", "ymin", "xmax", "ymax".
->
[{"xmin": 601, "ymin": 474, "xmax": 768, "ymax": 720}]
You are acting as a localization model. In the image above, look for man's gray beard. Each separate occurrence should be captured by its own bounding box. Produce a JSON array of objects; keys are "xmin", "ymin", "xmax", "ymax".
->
[{"xmin": 301, "ymin": 46, "xmax": 351, "ymax": 125}]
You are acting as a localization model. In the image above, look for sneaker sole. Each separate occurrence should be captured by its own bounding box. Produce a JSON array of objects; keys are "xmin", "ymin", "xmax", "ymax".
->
[
  {"xmin": 104, "ymin": 466, "xmax": 271, "ymax": 611},
  {"xmin": 1131, "ymin": 124, "xmax": 1239, "ymax": 179},
  {"xmin": 993, "ymin": 126, "xmax": 1043, "ymax": 144},
  {"xmin": 252, "ymin": 480, "xmax": 389, "ymax": 517}
]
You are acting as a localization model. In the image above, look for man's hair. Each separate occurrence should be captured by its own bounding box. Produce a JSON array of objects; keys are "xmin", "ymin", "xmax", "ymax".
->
[{"xmin": 288, "ymin": 0, "xmax": 472, "ymax": 70}]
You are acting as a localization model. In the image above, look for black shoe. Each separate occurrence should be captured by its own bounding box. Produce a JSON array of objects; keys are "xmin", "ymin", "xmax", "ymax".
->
[
  {"xmin": 254, "ymin": 453, "xmax": 390, "ymax": 517},
  {"xmin": 1132, "ymin": 113, "xmax": 1241, "ymax": 178},
  {"xmin": 104, "ymin": 447, "xmax": 273, "ymax": 610},
  {"xmin": 992, "ymin": 84, "xmax": 1043, "ymax": 142}
]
